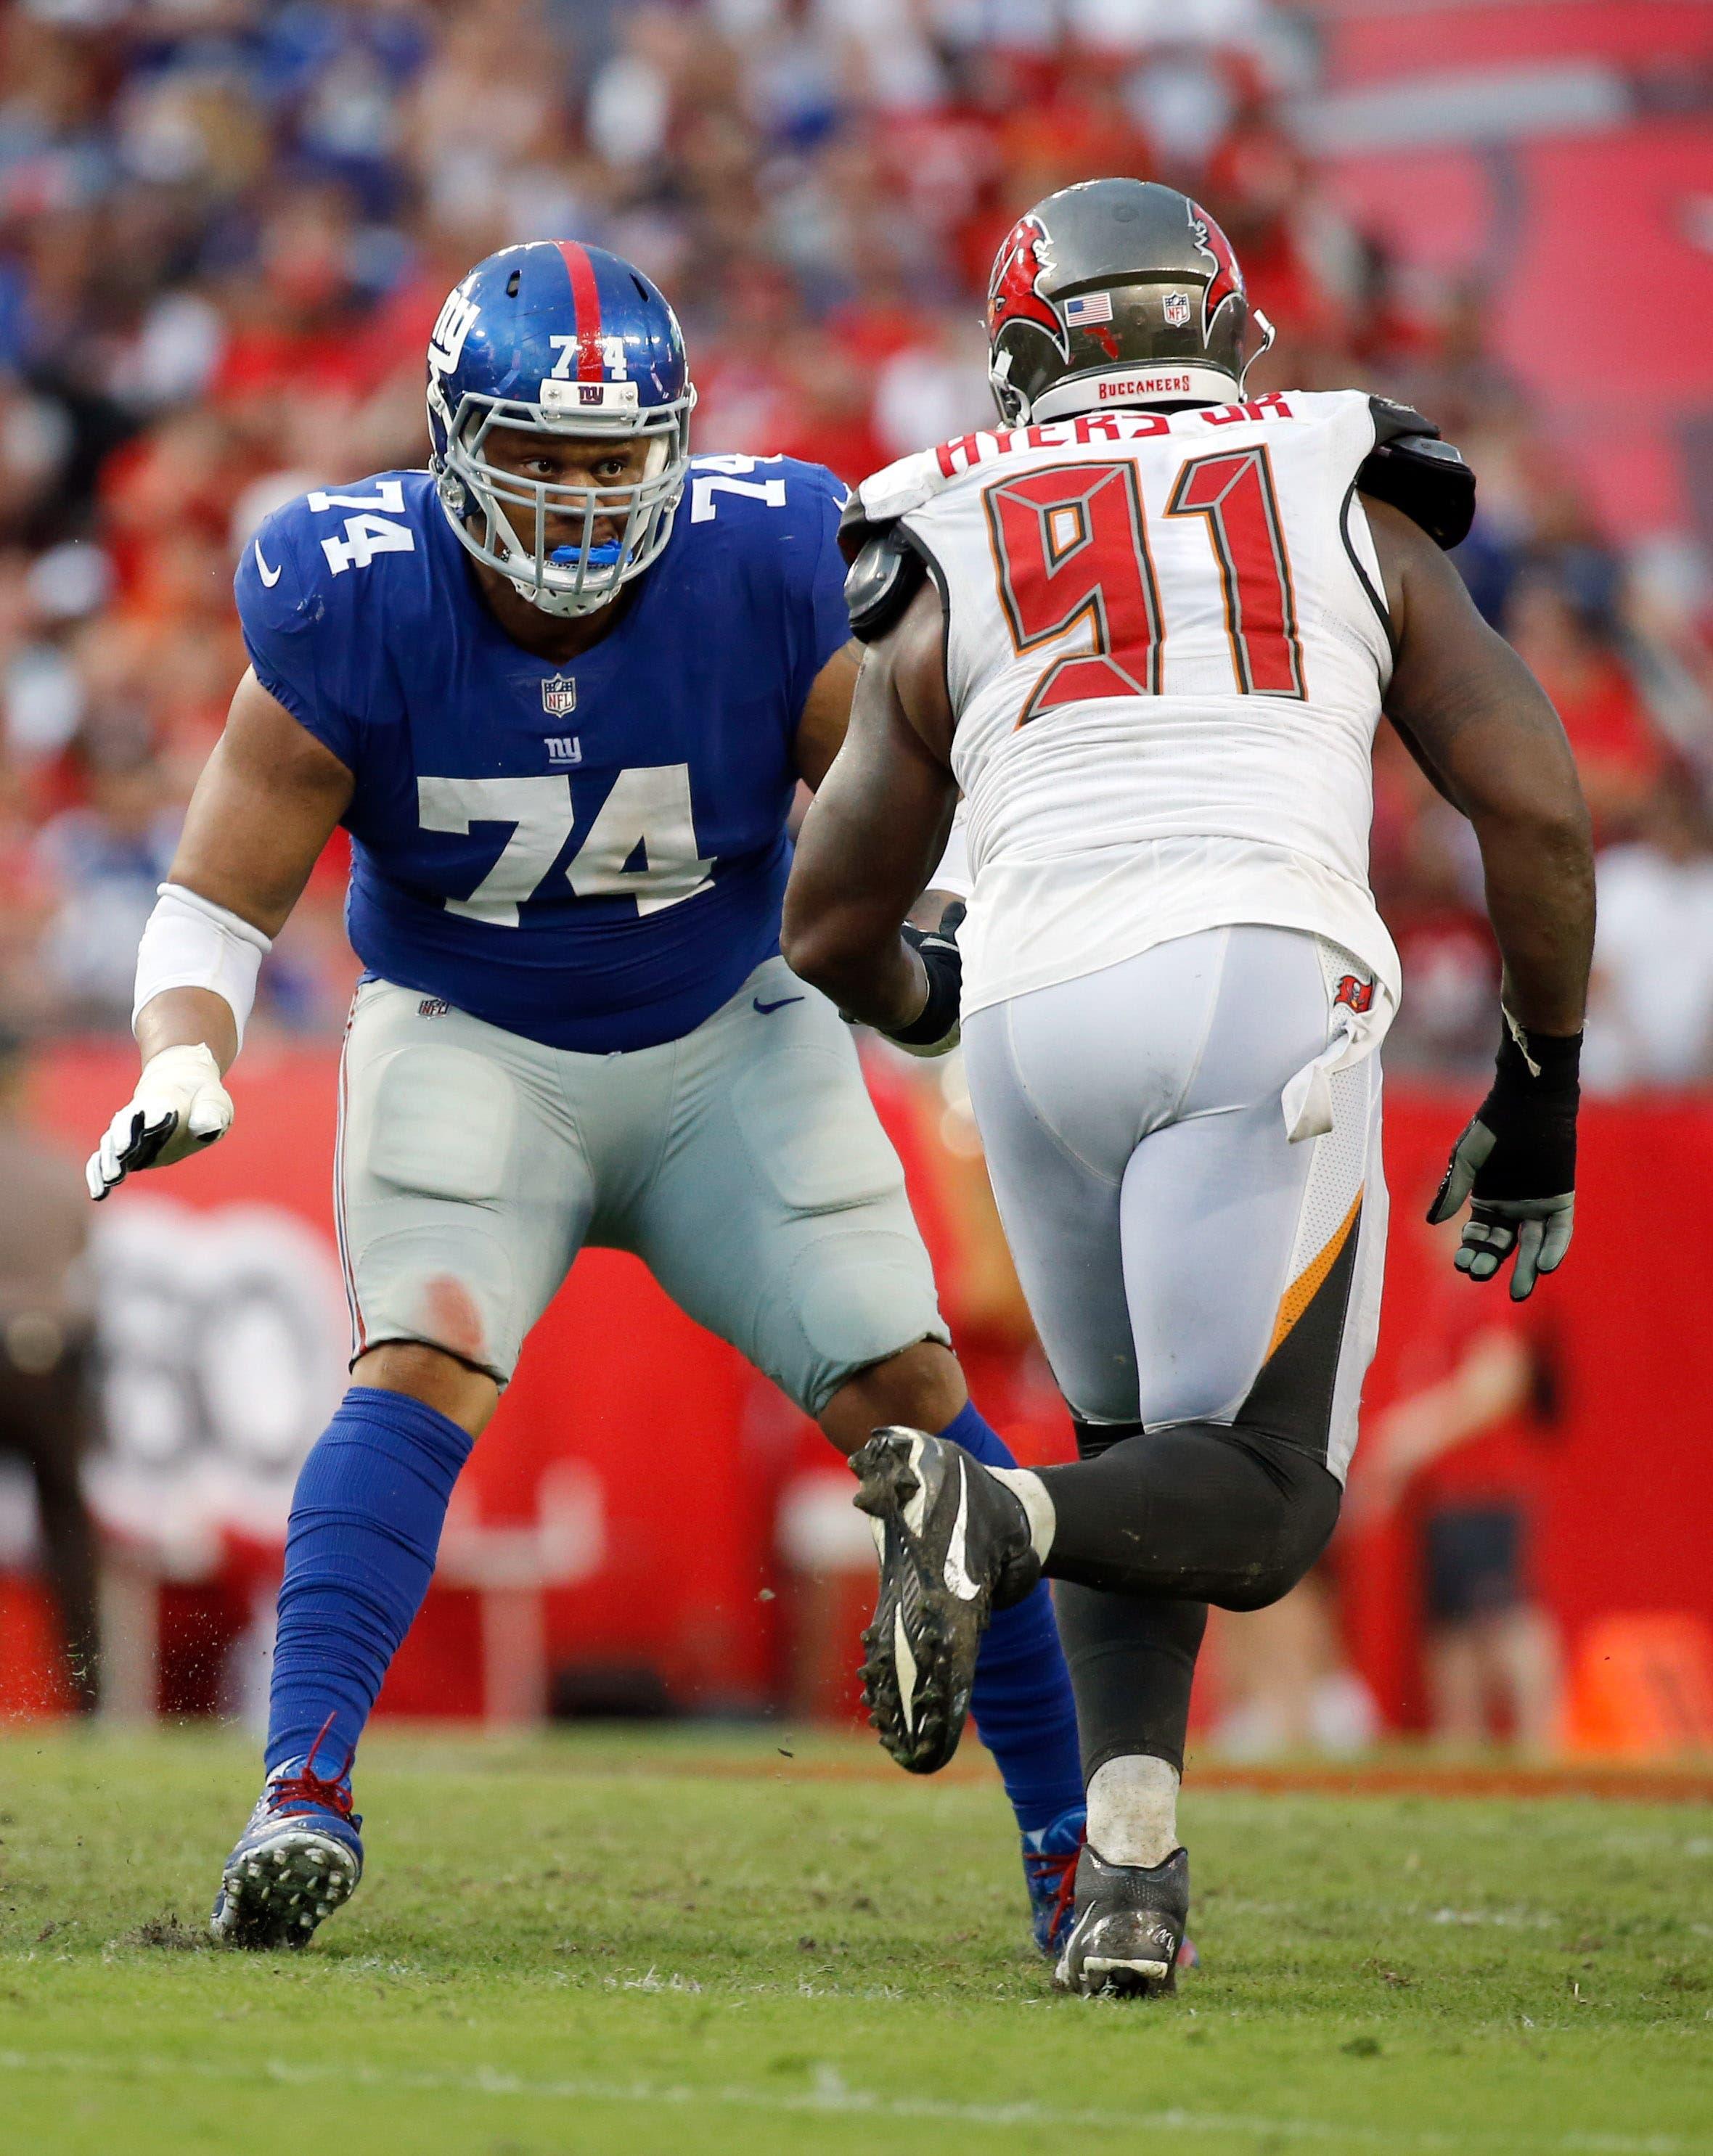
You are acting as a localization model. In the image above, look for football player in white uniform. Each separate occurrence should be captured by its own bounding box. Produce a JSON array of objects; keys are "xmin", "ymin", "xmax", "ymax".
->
[{"xmin": 784, "ymin": 179, "xmax": 1593, "ymax": 1994}]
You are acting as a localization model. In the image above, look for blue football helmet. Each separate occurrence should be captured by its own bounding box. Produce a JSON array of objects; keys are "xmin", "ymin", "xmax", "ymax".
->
[{"xmin": 425, "ymin": 239, "xmax": 695, "ymax": 618}]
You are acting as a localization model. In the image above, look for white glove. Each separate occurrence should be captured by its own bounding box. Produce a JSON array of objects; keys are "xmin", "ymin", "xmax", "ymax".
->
[{"xmin": 86, "ymin": 1044, "xmax": 234, "ymax": 1202}]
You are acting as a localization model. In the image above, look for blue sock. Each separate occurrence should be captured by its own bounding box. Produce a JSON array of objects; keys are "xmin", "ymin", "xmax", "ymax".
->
[
  {"xmin": 266, "ymin": 1386, "xmax": 473, "ymax": 1778},
  {"xmin": 939, "ymin": 1401, "xmax": 1084, "ymax": 1835}
]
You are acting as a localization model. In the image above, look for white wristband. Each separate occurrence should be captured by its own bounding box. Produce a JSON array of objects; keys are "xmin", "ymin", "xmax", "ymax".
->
[{"xmin": 132, "ymin": 882, "xmax": 272, "ymax": 1052}]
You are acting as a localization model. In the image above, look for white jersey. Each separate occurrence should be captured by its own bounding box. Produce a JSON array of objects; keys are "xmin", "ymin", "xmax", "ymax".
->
[{"xmin": 860, "ymin": 388, "xmax": 1399, "ymax": 1022}]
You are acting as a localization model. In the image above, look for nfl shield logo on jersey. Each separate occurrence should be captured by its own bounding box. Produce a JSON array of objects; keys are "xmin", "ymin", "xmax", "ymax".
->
[
  {"xmin": 540, "ymin": 674, "xmax": 577, "ymax": 718},
  {"xmin": 1164, "ymin": 290, "xmax": 1192, "ymax": 329}
]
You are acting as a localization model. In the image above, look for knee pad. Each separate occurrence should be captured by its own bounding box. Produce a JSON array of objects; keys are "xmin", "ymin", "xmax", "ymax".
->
[{"xmin": 1215, "ymin": 1427, "xmax": 1343, "ymax": 1610}]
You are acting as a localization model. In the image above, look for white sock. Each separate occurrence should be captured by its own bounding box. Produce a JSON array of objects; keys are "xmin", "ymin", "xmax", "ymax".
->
[
  {"xmin": 986, "ymin": 1464, "xmax": 1055, "ymax": 1564},
  {"xmin": 1086, "ymin": 1754, "xmax": 1180, "ymax": 1869}
]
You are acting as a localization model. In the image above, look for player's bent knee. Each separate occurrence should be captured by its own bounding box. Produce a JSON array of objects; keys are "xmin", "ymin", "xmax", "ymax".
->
[
  {"xmin": 766, "ymin": 1222, "xmax": 949, "ymax": 1424},
  {"xmin": 351, "ymin": 1340, "xmax": 499, "ymax": 1438},
  {"xmin": 818, "ymin": 1338, "xmax": 965, "ymax": 1452},
  {"xmin": 1213, "ymin": 1439, "xmax": 1343, "ymax": 1612},
  {"xmin": 346, "ymin": 1222, "xmax": 521, "ymax": 1385}
]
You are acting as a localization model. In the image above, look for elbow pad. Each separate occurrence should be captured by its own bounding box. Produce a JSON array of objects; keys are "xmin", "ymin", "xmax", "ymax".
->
[
  {"xmin": 1358, "ymin": 397, "xmax": 1476, "ymax": 550},
  {"xmin": 840, "ymin": 499, "xmax": 930, "ymax": 644},
  {"xmin": 133, "ymin": 882, "xmax": 272, "ymax": 1052}
]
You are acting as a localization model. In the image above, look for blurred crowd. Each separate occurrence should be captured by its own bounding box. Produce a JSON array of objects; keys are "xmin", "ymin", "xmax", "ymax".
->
[{"xmin": 3, "ymin": 0, "xmax": 1712, "ymax": 1083}]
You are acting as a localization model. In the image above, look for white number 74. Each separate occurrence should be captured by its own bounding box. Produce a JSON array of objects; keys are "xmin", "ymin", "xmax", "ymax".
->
[
  {"xmin": 417, "ymin": 768, "xmax": 713, "ymax": 927},
  {"xmin": 308, "ymin": 482, "xmax": 413, "ymax": 576}
]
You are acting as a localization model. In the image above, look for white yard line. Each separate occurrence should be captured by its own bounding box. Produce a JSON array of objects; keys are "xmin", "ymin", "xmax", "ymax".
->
[{"xmin": 0, "ymin": 2047, "xmax": 1690, "ymax": 2155}]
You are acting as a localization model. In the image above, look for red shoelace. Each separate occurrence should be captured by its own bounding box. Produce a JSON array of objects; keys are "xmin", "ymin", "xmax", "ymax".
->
[
  {"xmin": 1025, "ymin": 1832, "xmax": 1084, "ymax": 1947},
  {"xmin": 266, "ymin": 1713, "xmax": 356, "ymax": 1819}
]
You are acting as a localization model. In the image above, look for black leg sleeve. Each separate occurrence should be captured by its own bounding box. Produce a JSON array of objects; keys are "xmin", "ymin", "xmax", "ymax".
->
[
  {"xmin": 1055, "ymin": 1421, "xmax": 1206, "ymax": 1776},
  {"xmin": 1053, "ymin": 1581, "xmax": 1206, "ymax": 1779},
  {"xmin": 1037, "ymin": 1421, "xmax": 1341, "ymax": 1612}
]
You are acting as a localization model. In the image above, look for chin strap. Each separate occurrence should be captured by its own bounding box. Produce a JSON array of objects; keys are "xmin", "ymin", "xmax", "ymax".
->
[
  {"xmin": 989, "ymin": 347, "xmax": 1022, "ymax": 427},
  {"xmin": 1238, "ymin": 308, "xmax": 1276, "ymax": 394}
]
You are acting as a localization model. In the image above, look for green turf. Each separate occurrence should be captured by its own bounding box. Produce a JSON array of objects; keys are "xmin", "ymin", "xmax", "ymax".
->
[{"xmin": 1, "ymin": 1727, "xmax": 1709, "ymax": 2155}]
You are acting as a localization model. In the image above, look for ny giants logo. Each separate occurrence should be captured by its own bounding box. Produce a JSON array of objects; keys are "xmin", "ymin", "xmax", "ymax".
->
[
  {"xmin": 1188, "ymin": 200, "xmax": 1245, "ymax": 342},
  {"xmin": 428, "ymin": 286, "xmax": 480, "ymax": 377},
  {"xmin": 987, "ymin": 212, "xmax": 1069, "ymax": 360}
]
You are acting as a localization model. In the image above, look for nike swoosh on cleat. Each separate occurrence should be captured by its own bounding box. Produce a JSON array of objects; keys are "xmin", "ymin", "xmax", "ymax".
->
[
  {"xmin": 254, "ymin": 540, "xmax": 282, "ymax": 588},
  {"xmin": 943, "ymin": 1461, "xmax": 981, "ymax": 1601},
  {"xmin": 753, "ymin": 995, "xmax": 804, "ymax": 1015},
  {"xmin": 894, "ymin": 1604, "xmax": 919, "ymax": 1734}
]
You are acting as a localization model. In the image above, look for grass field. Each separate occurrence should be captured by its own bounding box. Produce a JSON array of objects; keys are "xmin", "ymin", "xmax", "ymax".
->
[{"xmin": 1, "ymin": 1727, "xmax": 1709, "ymax": 2155}]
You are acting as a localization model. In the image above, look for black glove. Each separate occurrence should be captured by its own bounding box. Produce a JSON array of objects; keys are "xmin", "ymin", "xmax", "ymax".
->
[
  {"xmin": 883, "ymin": 901, "xmax": 965, "ymax": 1057},
  {"xmin": 1428, "ymin": 1017, "xmax": 1579, "ymax": 1300}
]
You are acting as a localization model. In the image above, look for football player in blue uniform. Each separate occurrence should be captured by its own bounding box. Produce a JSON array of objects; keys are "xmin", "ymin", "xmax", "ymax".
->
[{"xmin": 84, "ymin": 241, "xmax": 1084, "ymax": 1953}]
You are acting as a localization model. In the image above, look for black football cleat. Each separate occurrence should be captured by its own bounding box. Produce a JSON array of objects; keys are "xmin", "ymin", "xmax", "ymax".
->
[
  {"xmin": 1055, "ymin": 1843, "xmax": 1190, "ymax": 1997},
  {"xmin": 850, "ymin": 1425, "xmax": 1039, "ymax": 1775}
]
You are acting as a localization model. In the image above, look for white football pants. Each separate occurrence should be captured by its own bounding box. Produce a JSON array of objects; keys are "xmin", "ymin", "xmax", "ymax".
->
[{"xmin": 962, "ymin": 925, "xmax": 1386, "ymax": 1480}]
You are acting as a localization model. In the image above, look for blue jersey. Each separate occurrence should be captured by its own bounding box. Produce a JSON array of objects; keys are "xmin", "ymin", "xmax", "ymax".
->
[{"xmin": 234, "ymin": 457, "xmax": 850, "ymax": 1051}]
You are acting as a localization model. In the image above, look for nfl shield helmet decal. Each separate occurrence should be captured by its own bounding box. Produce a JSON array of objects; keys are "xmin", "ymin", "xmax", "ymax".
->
[
  {"xmin": 1164, "ymin": 290, "xmax": 1192, "ymax": 329},
  {"xmin": 540, "ymin": 674, "xmax": 577, "ymax": 717}
]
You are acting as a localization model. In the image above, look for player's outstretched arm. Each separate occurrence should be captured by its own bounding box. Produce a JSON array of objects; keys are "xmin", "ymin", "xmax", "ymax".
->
[
  {"xmin": 782, "ymin": 579, "xmax": 961, "ymax": 1049},
  {"xmin": 1366, "ymin": 493, "xmax": 1595, "ymax": 1295},
  {"xmin": 86, "ymin": 671, "xmax": 354, "ymax": 1200}
]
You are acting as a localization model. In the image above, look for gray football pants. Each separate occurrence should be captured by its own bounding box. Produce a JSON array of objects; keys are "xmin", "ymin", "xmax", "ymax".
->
[{"xmin": 336, "ymin": 956, "xmax": 949, "ymax": 1412}]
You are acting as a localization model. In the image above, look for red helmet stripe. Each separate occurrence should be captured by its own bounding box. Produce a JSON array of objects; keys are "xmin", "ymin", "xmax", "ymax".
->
[{"xmin": 556, "ymin": 240, "xmax": 605, "ymax": 380}]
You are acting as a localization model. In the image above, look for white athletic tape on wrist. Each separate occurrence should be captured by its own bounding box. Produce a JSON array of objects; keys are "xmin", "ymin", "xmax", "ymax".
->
[{"xmin": 132, "ymin": 882, "xmax": 272, "ymax": 1052}]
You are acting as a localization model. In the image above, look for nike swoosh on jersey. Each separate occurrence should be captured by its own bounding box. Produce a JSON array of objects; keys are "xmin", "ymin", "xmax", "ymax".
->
[
  {"xmin": 943, "ymin": 1460, "xmax": 981, "ymax": 1601},
  {"xmin": 753, "ymin": 994, "xmax": 804, "ymax": 1015},
  {"xmin": 253, "ymin": 541, "xmax": 282, "ymax": 589}
]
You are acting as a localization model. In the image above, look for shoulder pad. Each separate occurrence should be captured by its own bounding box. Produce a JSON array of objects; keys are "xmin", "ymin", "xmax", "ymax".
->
[
  {"xmin": 840, "ymin": 499, "xmax": 929, "ymax": 644},
  {"xmin": 1357, "ymin": 397, "xmax": 1476, "ymax": 550}
]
